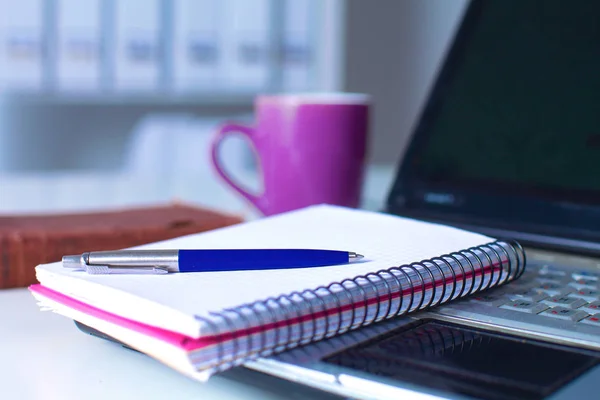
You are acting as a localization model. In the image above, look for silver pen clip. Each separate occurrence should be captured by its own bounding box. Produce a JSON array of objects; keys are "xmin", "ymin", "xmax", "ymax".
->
[{"xmin": 83, "ymin": 265, "xmax": 169, "ymax": 275}]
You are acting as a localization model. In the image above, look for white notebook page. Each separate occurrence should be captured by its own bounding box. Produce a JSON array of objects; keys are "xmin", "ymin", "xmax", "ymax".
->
[{"xmin": 35, "ymin": 205, "xmax": 495, "ymax": 338}]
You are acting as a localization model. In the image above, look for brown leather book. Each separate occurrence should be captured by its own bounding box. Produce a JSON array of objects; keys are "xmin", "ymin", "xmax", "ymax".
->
[{"xmin": 0, "ymin": 203, "xmax": 244, "ymax": 289}]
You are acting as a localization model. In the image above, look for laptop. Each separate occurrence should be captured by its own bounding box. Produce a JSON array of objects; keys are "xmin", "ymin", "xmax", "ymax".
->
[
  {"xmin": 75, "ymin": 1, "xmax": 600, "ymax": 399},
  {"xmin": 241, "ymin": 1, "xmax": 600, "ymax": 399}
]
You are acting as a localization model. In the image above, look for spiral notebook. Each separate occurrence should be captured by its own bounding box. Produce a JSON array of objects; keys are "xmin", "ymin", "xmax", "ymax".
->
[{"xmin": 30, "ymin": 204, "xmax": 525, "ymax": 381}]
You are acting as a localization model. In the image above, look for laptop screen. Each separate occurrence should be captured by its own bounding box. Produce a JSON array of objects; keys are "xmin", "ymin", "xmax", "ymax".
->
[{"xmin": 387, "ymin": 0, "xmax": 600, "ymax": 248}]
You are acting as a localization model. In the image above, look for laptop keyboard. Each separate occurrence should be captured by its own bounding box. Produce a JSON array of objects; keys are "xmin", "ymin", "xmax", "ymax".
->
[
  {"xmin": 470, "ymin": 264, "xmax": 599, "ymax": 322},
  {"xmin": 425, "ymin": 261, "xmax": 600, "ymax": 350}
]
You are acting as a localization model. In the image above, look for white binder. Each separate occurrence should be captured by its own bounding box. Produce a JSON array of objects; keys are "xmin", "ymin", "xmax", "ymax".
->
[
  {"xmin": 114, "ymin": 0, "xmax": 161, "ymax": 92},
  {"xmin": 0, "ymin": 0, "xmax": 44, "ymax": 91},
  {"xmin": 172, "ymin": 0, "xmax": 220, "ymax": 92},
  {"xmin": 281, "ymin": 0, "xmax": 314, "ymax": 91},
  {"xmin": 56, "ymin": 0, "xmax": 102, "ymax": 92},
  {"xmin": 221, "ymin": 0, "xmax": 271, "ymax": 92}
]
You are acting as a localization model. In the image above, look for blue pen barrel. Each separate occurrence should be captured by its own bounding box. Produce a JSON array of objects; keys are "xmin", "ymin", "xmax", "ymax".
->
[{"xmin": 177, "ymin": 249, "xmax": 349, "ymax": 272}]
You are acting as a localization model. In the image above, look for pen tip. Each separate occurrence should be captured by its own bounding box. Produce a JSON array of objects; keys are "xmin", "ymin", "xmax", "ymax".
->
[{"xmin": 349, "ymin": 252, "xmax": 364, "ymax": 260}]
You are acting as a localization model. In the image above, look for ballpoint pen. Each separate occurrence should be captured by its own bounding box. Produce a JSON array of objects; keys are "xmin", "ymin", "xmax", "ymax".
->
[{"xmin": 62, "ymin": 249, "xmax": 365, "ymax": 275}]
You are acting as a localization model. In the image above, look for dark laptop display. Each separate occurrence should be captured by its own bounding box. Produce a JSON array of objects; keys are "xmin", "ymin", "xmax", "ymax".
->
[{"xmin": 386, "ymin": 0, "xmax": 600, "ymax": 251}]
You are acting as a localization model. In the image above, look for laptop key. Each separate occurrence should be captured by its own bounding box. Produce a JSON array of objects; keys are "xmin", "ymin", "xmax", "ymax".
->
[
  {"xmin": 535, "ymin": 277, "xmax": 566, "ymax": 285},
  {"xmin": 499, "ymin": 300, "xmax": 548, "ymax": 314},
  {"xmin": 538, "ymin": 265, "xmax": 567, "ymax": 277},
  {"xmin": 541, "ymin": 296, "xmax": 586, "ymax": 309},
  {"xmin": 540, "ymin": 307, "xmax": 588, "ymax": 322},
  {"xmin": 568, "ymin": 279, "xmax": 598, "ymax": 291},
  {"xmin": 579, "ymin": 300, "xmax": 600, "ymax": 314},
  {"xmin": 572, "ymin": 271, "xmax": 600, "ymax": 281},
  {"xmin": 568, "ymin": 289, "xmax": 600, "ymax": 303},
  {"xmin": 505, "ymin": 289, "xmax": 548, "ymax": 302},
  {"xmin": 580, "ymin": 314, "xmax": 600, "ymax": 327},
  {"xmin": 535, "ymin": 282, "xmax": 573, "ymax": 297}
]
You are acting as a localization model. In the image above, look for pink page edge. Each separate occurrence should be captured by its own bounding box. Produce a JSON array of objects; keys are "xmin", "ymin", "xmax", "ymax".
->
[{"xmin": 29, "ymin": 284, "xmax": 213, "ymax": 351}]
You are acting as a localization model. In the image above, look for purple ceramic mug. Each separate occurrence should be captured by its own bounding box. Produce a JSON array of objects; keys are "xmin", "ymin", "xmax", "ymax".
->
[{"xmin": 211, "ymin": 93, "xmax": 370, "ymax": 216}]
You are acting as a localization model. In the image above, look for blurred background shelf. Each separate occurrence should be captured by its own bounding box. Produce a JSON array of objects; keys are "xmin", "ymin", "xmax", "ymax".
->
[
  {"xmin": 0, "ymin": 0, "xmax": 347, "ymax": 173},
  {"xmin": 0, "ymin": 0, "xmax": 467, "ymax": 215},
  {"xmin": 0, "ymin": 0, "xmax": 336, "ymax": 99}
]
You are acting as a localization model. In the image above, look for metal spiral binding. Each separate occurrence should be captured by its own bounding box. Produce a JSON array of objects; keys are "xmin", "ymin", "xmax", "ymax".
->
[{"xmin": 194, "ymin": 239, "xmax": 525, "ymax": 372}]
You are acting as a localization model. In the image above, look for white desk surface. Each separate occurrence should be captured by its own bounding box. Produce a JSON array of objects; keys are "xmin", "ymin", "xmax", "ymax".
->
[{"xmin": 0, "ymin": 165, "xmax": 396, "ymax": 400}]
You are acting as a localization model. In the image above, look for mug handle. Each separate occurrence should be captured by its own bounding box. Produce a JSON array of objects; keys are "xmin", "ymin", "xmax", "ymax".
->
[{"xmin": 210, "ymin": 123, "xmax": 266, "ymax": 214}]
